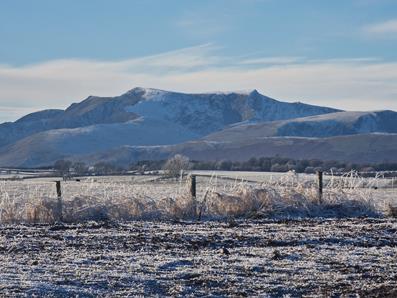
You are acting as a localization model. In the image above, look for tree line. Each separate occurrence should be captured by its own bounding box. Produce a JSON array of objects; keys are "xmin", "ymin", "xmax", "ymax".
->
[
  {"xmin": 53, "ymin": 160, "xmax": 125, "ymax": 176},
  {"xmin": 54, "ymin": 155, "xmax": 397, "ymax": 177}
]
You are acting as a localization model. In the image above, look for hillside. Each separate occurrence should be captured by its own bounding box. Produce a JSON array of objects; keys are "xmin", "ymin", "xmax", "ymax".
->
[
  {"xmin": 205, "ymin": 110, "xmax": 397, "ymax": 141},
  {"xmin": 79, "ymin": 133, "xmax": 397, "ymax": 166}
]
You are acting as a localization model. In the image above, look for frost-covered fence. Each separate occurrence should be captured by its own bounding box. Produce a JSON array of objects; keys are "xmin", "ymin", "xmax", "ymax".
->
[
  {"xmin": 324, "ymin": 170, "xmax": 397, "ymax": 190},
  {"xmin": 0, "ymin": 171, "xmax": 395, "ymax": 223}
]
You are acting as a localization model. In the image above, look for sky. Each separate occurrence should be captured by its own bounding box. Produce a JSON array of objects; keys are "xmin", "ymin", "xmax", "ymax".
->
[{"xmin": 0, "ymin": 0, "xmax": 397, "ymax": 122}]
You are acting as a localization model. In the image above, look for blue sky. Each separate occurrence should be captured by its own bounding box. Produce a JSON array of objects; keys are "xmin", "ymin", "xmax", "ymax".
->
[{"xmin": 1, "ymin": 0, "xmax": 397, "ymax": 121}]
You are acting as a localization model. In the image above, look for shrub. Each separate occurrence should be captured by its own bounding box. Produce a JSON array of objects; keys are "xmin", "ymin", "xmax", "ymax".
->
[{"xmin": 162, "ymin": 154, "xmax": 190, "ymax": 178}]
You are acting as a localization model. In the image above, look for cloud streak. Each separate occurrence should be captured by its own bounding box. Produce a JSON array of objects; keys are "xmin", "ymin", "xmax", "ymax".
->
[
  {"xmin": 0, "ymin": 44, "xmax": 396, "ymax": 122},
  {"xmin": 364, "ymin": 19, "xmax": 397, "ymax": 36}
]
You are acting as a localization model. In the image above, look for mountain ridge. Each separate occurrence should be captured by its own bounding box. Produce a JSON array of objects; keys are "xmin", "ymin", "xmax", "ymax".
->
[
  {"xmin": 0, "ymin": 87, "xmax": 339, "ymax": 147},
  {"xmin": 0, "ymin": 87, "xmax": 395, "ymax": 167}
]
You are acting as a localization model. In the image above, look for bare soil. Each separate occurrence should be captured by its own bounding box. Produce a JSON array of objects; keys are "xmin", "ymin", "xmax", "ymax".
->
[{"xmin": 1, "ymin": 218, "xmax": 397, "ymax": 297}]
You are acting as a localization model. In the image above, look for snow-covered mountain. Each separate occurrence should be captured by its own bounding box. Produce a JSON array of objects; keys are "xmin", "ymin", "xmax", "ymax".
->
[
  {"xmin": 0, "ymin": 87, "xmax": 339, "ymax": 148},
  {"xmin": 0, "ymin": 87, "xmax": 341, "ymax": 166},
  {"xmin": 0, "ymin": 87, "xmax": 395, "ymax": 167}
]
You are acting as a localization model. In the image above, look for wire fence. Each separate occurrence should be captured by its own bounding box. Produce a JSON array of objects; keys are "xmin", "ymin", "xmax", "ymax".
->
[
  {"xmin": 0, "ymin": 170, "xmax": 395, "ymax": 223},
  {"xmin": 324, "ymin": 170, "xmax": 397, "ymax": 190}
]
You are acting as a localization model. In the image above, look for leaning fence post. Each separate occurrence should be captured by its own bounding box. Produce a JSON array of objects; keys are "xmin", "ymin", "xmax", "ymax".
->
[
  {"xmin": 55, "ymin": 181, "xmax": 63, "ymax": 222},
  {"xmin": 317, "ymin": 171, "xmax": 323, "ymax": 203}
]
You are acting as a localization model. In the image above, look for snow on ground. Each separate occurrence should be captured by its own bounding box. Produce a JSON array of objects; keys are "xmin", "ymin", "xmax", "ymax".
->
[{"xmin": 0, "ymin": 218, "xmax": 396, "ymax": 297}]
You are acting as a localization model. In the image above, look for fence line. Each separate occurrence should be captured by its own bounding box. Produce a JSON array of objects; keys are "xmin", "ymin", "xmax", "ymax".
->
[{"xmin": 324, "ymin": 170, "xmax": 397, "ymax": 176}]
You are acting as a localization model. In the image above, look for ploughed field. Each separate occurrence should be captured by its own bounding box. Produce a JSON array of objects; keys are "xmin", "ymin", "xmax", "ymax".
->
[{"xmin": 1, "ymin": 218, "xmax": 396, "ymax": 297}]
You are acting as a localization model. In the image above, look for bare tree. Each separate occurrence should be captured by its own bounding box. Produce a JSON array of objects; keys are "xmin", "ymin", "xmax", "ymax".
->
[
  {"xmin": 54, "ymin": 160, "xmax": 72, "ymax": 176},
  {"xmin": 73, "ymin": 162, "xmax": 88, "ymax": 176},
  {"xmin": 94, "ymin": 162, "xmax": 118, "ymax": 175},
  {"xmin": 162, "ymin": 154, "xmax": 190, "ymax": 178}
]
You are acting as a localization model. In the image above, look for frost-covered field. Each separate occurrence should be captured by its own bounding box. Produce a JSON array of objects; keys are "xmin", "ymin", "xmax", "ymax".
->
[
  {"xmin": 0, "ymin": 172, "xmax": 396, "ymax": 296},
  {"xmin": 1, "ymin": 218, "xmax": 396, "ymax": 297},
  {"xmin": 0, "ymin": 172, "xmax": 396, "ymax": 223}
]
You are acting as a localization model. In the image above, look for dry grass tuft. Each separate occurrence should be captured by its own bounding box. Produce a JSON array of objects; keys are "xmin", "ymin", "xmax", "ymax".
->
[
  {"xmin": 0, "ymin": 172, "xmax": 387, "ymax": 223},
  {"xmin": 387, "ymin": 204, "xmax": 397, "ymax": 218},
  {"xmin": 201, "ymin": 185, "xmax": 379, "ymax": 220}
]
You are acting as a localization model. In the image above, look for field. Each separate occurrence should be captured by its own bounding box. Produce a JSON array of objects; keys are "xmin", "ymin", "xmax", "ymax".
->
[
  {"xmin": 1, "ymin": 219, "xmax": 397, "ymax": 297},
  {"xmin": 0, "ymin": 171, "xmax": 396, "ymax": 296}
]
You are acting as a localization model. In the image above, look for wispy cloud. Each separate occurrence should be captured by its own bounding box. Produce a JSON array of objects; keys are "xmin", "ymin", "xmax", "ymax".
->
[
  {"xmin": 0, "ymin": 43, "xmax": 397, "ymax": 122},
  {"xmin": 239, "ymin": 56, "xmax": 304, "ymax": 65},
  {"xmin": 364, "ymin": 19, "xmax": 397, "ymax": 36},
  {"xmin": 307, "ymin": 57, "xmax": 382, "ymax": 64}
]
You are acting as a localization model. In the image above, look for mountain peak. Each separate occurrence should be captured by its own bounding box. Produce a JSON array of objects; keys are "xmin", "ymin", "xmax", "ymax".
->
[
  {"xmin": 124, "ymin": 87, "xmax": 168, "ymax": 100},
  {"xmin": 126, "ymin": 87, "xmax": 164, "ymax": 94},
  {"xmin": 249, "ymin": 89, "xmax": 259, "ymax": 95},
  {"xmin": 126, "ymin": 87, "xmax": 148, "ymax": 94}
]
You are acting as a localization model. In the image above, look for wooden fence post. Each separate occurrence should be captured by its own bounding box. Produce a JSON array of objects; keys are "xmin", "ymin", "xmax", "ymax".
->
[
  {"xmin": 189, "ymin": 175, "xmax": 198, "ymax": 219},
  {"xmin": 190, "ymin": 175, "xmax": 196, "ymax": 199},
  {"xmin": 317, "ymin": 171, "xmax": 323, "ymax": 203},
  {"xmin": 55, "ymin": 181, "xmax": 63, "ymax": 222}
]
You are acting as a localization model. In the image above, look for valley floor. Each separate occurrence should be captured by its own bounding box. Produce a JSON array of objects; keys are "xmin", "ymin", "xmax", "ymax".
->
[{"xmin": 1, "ymin": 218, "xmax": 396, "ymax": 297}]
